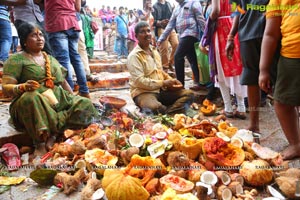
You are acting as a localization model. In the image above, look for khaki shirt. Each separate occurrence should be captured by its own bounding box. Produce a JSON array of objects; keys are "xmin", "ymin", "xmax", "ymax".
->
[{"xmin": 127, "ymin": 45, "xmax": 172, "ymax": 98}]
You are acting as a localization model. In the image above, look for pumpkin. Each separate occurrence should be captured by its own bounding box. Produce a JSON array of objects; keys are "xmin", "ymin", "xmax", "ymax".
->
[
  {"xmin": 186, "ymin": 120, "xmax": 218, "ymax": 138},
  {"xmin": 200, "ymin": 99, "xmax": 216, "ymax": 116},
  {"xmin": 159, "ymin": 174, "xmax": 195, "ymax": 193},
  {"xmin": 217, "ymin": 122, "xmax": 238, "ymax": 138},
  {"xmin": 124, "ymin": 155, "xmax": 167, "ymax": 186},
  {"xmin": 239, "ymin": 159, "xmax": 274, "ymax": 186},
  {"xmin": 179, "ymin": 138, "xmax": 203, "ymax": 159},
  {"xmin": 102, "ymin": 169, "xmax": 150, "ymax": 200},
  {"xmin": 202, "ymin": 137, "xmax": 245, "ymax": 167},
  {"xmin": 84, "ymin": 148, "xmax": 118, "ymax": 175}
]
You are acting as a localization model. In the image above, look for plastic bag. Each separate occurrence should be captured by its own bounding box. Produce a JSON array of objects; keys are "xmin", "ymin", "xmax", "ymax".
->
[{"xmin": 194, "ymin": 42, "xmax": 210, "ymax": 85}]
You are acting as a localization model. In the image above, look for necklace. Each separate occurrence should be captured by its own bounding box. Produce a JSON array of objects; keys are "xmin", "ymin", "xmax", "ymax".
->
[{"xmin": 25, "ymin": 52, "xmax": 45, "ymax": 68}]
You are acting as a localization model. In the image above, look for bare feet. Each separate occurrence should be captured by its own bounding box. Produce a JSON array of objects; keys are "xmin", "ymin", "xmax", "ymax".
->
[
  {"xmin": 246, "ymin": 126, "xmax": 260, "ymax": 133},
  {"xmin": 281, "ymin": 145, "xmax": 300, "ymax": 160}
]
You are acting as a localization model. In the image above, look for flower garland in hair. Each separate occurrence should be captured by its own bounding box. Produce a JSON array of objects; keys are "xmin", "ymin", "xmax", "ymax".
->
[{"xmin": 42, "ymin": 51, "xmax": 55, "ymax": 88}]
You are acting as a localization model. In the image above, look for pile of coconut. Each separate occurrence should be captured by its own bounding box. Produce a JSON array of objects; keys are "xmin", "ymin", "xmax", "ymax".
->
[{"xmin": 27, "ymin": 111, "xmax": 298, "ymax": 200}]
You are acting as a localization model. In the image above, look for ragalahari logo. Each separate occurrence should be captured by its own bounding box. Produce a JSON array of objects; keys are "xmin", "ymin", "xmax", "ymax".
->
[{"xmin": 231, "ymin": 2, "xmax": 246, "ymax": 17}]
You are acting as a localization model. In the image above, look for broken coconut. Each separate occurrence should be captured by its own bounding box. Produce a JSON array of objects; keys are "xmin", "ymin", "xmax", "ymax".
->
[{"xmin": 200, "ymin": 171, "xmax": 218, "ymax": 186}]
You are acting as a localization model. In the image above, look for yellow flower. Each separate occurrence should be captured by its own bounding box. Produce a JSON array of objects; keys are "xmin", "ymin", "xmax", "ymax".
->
[{"xmin": 144, "ymin": 137, "xmax": 153, "ymax": 145}]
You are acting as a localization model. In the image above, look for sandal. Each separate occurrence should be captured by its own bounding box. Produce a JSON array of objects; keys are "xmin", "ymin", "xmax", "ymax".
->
[
  {"xmin": 1, "ymin": 143, "xmax": 22, "ymax": 171},
  {"xmin": 234, "ymin": 111, "xmax": 247, "ymax": 120},
  {"xmin": 219, "ymin": 110, "xmax": 234, "ymax": 118}
]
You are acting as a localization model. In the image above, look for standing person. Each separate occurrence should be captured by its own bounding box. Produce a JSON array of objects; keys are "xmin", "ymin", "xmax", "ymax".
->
[
  {"xmin": 10, "ymin": 20, "xmax": 18, "ymax": 53},
  {"xmin": 112, "ymin": 6, "xmax": 118, "ymax": 18},
  {"xmin": 13, "ymin": 0, "xmax": 52, "ymax": 55},
  {"xmin": 114, "ymin": 6, "xmax": 129, "ymax": 60},
  {"xmin": 140, "ymin": 0, "xmax": 156, "ymax": 46},
  {"xmin": 128, "ymin": 9, "xmax": 137, "ymax": 26},
  {"xmin": 128, "ymin": 14, "xmax": 139, "ymax": 52},
  {"xmin": 226, "ymin": 0, "xmax": 278, "ymax": 132},
  {"xmin": 201, "ymin": 0, "xmax": 247, "ymax": 119},
  {"xmin": 157, "ymin": 0, "xmax": 206, "ymax": 88},
  {"xmin": 152, "ymin": 0, "xmax": 178, "ymax": 72},
  {"xmin": 81, "ymin": 5, "xmax": 95, "ymax": 59},
  {"xmin": 259, "ymin": 1, "xmax": 300, "ymax": 159},
  {"xmin": 44, "ymin": 0, "xmax": 90, "ymax": 98},
  {"xmin": 77, "ymin": 0, "xmax": 95, "ymax": 82},
  {"xmin": 127, "ymin": 21, "xmax": 194, "ymax": 115},
  {"xmin": 0, "ymin": 0, "xmax": 25, "ymax": 66}
]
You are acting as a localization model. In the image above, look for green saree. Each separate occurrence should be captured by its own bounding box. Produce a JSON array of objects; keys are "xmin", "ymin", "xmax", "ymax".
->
[{"xmin": 3, "ymin": 53, "xmax": 99, "ymax": 143}]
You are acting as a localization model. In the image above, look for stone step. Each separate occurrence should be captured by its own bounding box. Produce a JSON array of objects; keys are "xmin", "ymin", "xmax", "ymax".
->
[
  {"xmin": 0, "ymin": 104, "xmax": 32, "ymax": 147},
  {"xmin": 89, "ymin": 62, "xmax": 127, "ymax": 73},
  {"xmin": 74, "ymin": 71, "xmax": 130, "ymax": 91}
]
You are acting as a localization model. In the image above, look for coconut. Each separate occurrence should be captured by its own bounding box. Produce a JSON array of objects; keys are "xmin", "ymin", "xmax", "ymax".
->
[
  {"xmin": 129, "ymin": 133, "xmax": 144, "ymax": 148},
  {"xmin": 200, "ymin": 171, "xmax": 218, "ymax": 186}
]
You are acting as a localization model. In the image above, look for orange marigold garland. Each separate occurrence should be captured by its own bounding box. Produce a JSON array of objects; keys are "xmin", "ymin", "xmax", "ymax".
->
[{"xmin": 42, "ymin": 51, "xmax": 55, "ymax": 88}]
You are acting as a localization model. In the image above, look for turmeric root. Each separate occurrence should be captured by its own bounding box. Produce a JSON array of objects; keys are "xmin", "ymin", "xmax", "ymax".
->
[
  {"xmin": 81, "ymin": 178, "xmax": 102, "ymax": 200},
  {"xmin": 54, "ymin": 168, "xmax": 87, "ymax": 195}
]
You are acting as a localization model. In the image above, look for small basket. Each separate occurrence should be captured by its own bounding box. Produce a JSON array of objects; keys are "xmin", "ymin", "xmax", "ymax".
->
[{"xmin": 99, "ymin": 96, "xmax": 126, "ymax": 109}]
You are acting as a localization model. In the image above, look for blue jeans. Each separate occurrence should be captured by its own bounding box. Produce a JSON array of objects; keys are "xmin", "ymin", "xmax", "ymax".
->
[
  {"xmin": 48, "ymin": 28, "xmax": 89, "ymax": 94},
  {"xmin": 115, "ymin": 35, "xmax": 128, "ymax": 59},
  {"xmin": 11, "ymin": 36, "xmax": 18, "ymax": 53},
  {"xmin": 0, "ymin": 19, "xmax": 12, "ymax": 62}
]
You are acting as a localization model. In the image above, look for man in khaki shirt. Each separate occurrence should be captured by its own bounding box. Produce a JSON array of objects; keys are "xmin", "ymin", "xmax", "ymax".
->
[{"xmin": 127, "ymin": 21, "xmax": 194, "ymax": 114}]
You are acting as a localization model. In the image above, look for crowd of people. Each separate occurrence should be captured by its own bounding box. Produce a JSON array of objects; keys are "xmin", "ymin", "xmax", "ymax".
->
[{"xmin": 0, "ymin": 0, "xmax": 299, "ymax": 159}]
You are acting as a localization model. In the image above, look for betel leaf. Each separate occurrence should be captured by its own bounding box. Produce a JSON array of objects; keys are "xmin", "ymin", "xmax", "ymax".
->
[{"xmin": 30, "ymin": 168, "xmax": 57, "ymax": 186}]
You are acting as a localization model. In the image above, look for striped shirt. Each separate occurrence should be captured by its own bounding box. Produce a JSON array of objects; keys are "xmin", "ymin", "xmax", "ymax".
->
[
  {"xmin": 158, "ymin": 0, "xmax": 206, "ymax": 42},
  {"xmin": 0, "ymin": 5, "xmax": 9, "ymax": 21}
]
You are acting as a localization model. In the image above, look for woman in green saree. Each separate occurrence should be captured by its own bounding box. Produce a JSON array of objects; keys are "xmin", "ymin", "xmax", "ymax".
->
[{"xmin": 2, "ymin": 22, "xmax": 99, "ymax": 150}]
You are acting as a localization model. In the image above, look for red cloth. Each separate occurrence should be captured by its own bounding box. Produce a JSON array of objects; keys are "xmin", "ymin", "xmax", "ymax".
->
[
  {"xmin": 215, "ymin": 0, "xmax": 243, "ymax": 77},
  {"xmin": 44, "ymin": 0, "xmax": 80, "ymax": 33}
]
